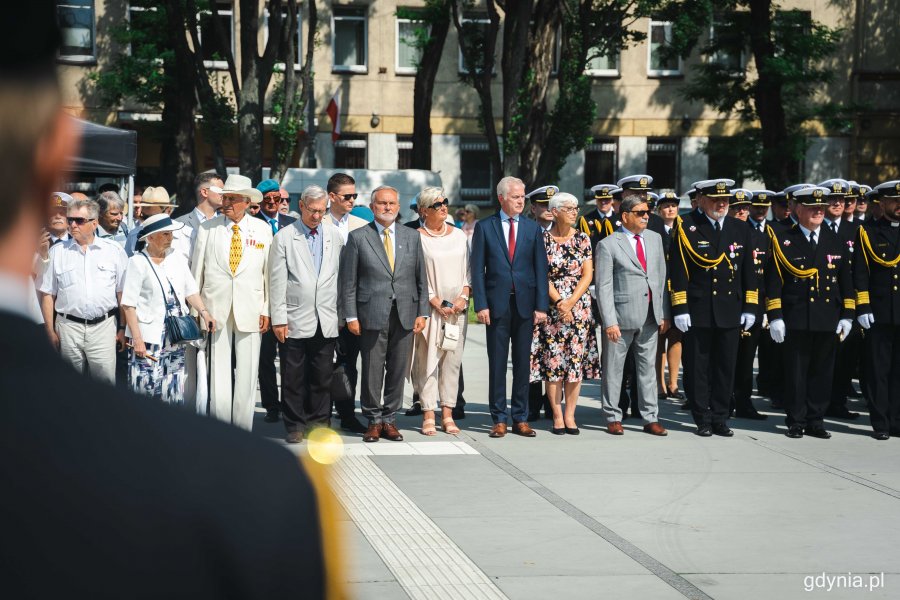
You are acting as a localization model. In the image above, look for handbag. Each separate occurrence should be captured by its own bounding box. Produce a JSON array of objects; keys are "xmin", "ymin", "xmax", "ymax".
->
[
  {"xmin": 438, "ymin": 320, "xmax": 461, "ymax": 352},
  {"xmin": 143, "ymin": 253, "xmax": 202, "ymax": 345}
]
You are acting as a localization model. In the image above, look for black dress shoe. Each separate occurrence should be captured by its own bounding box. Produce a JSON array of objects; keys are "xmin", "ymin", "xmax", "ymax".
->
[
  {"xmin": 770, "ymin": 399, "xmax": 784, "ymax": 409},
  {"xmin": 805, "ymin": 426, "xmax": 832, "ymax": 439},
  {"xmin": 786, "ymin": 425, "xmax": 804, "ymax": 438},
  {"xmin": 565, "ymin": 427, "xmax": 580, "ymax": 435},
  {"xmin": 712, "ymin": 424, "xmax": 734, "ymax": 437},
  {"xmin": 825, "ymin": 407, "xmax": 860, "ymax": 420},
  {"xmin": 340, "ymin": 417, "xmax": 368, "ymax": 434},
  {"xmin": 873, "ymin": 432, "xmax": 890, "ymax": 441},
  {"xmin": 405, "ymin": 403, "xmax": 423, "ymax": 417},
  {"xmin": 285, "ymin": 431, "xmax": 303, "ymax": 444},
  {"xmin": 667, "ymin": 389, "xmax": 685, "ymax": 400},
  {"xmin": 695, "ymin": 425, "xmax": 712, "ymax": 437},
  {"xmin": 735, "ymin": 409, "xmax": 768, "ymax": 421},
  {"xmin": 451, "ymin": 406, "xmax": 466, "ymax": 420},
  {"xmin": 658, "ymin": 392, "xmax": 668, "ymax": 400},
  {"xmin": 264, "ymin": 408, "xmax": 280, "ymax": 423},
  {"xmin": 680, "ymin": 402, "xmax": 691, "ymax": 411},
  {"xmin": 550, "ymin": 426, "xmax": 566, "ymax": 435}
]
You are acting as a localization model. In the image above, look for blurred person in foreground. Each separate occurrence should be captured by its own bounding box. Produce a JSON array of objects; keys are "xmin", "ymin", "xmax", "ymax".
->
[
  {"xmin": 0, "ymin": 3, "xmax": 335, "ymax": 597},
  {"xmin": 411, "ymin": 188, "xmax": 471, "ymax": 436}
]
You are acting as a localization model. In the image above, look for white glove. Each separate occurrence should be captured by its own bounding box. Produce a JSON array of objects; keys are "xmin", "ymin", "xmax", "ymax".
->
[
  {"xmin": 740, "ymin": 312, "xmax": 756, "ymax": 331},
  {"xmin": 762, "ymin": 314, "xmax": 769, "ymax": 328},
  {"xmin": 769, "ymin": 319, "xmax": 786, "ymax": 344},
  {"xmin": 836, "ymin": 319, "xmax": 852, "ymax": 341},
  {"xmin": 674, "ymin": 314, "xmax": 692, "ymax": 333},
  {"xmin": 857, "ymin": 313, "xmax": 874, "ymax": 330}
]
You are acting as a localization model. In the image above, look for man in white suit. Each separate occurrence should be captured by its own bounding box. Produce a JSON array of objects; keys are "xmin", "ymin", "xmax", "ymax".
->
[
  {"xmin": 596, "ymin": 194, "xmax": 671, "ymax": 436},
  {"xmin": 269, "ymin": 185, "xmax": 342, "ymax": 444},
  {"xmin": 191, "ymin": 174, "xmax": 272, "ymax": 431}
]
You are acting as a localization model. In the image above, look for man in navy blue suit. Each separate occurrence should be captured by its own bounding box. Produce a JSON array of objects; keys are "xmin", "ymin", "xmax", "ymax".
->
[{"xmin": 471, "ymin": 176, "xmax": 550, "ymax": 438}]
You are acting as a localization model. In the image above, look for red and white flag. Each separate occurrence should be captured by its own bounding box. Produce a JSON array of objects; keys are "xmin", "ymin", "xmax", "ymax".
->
[{"xmin": 326, "ymin": 88, "xmax": 342, "ymax": 143}]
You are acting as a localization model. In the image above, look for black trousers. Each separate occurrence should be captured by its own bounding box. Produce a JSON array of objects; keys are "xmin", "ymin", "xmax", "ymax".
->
[
  {"xmin": 829, "ymin": 323, "xmax": 862, "ymax": 410},
  {"xmin": 756, "ymin": 325, "xmax": 781, "ymax": 400},
  {"xmin": 862, "ymin": 324, "xmax": 900, "ymax": 433},
  {"xmin": 782, "ymin": 330, "xmax": 837, "ymax": 428},
  {"xmin": 333, "ymin": 325, "xmax": 360, "ymax": 421},
  {"xmin": 684, "ymin": 326, "xmax": 739, "ymax": 426},
  {"xmin": 258, "ymin": 328, "xmax": 282, "ymax": 412},
  {"xmin": 732, "ymin": 321, "xmax": 762, "ymax": 412},
  {"xmin": 281, "ymin": 328, "xmax": 337, "ymax": 432}
]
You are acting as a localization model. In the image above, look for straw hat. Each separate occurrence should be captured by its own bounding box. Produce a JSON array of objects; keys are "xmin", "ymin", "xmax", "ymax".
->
[{"xmin": 136, "ymin": 186, "xmax": 177, "ymax": 207}]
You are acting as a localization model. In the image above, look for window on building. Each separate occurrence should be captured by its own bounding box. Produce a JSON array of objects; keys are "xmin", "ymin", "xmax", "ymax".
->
[
  {"xmin": 583, "ymin": 139, "xmax": 618, "ymax": 200},
  {"xmin": 458, "ymin": 15, "xmax": 494, "ymax": 74},
  {"xmin": 646, "ymin": 138, "xmax": 679, "ymax": 191},
  {"xmin": 396, "ymin": 15, "xmax": 426, "ymax": 74},
  {"xmin": 199, "ymin": 1, "xmax": 234, "ymax": 68},
  {"xmin": 335, "ymin": 135, "xmax": 367, "ymax": 169},
  {"xmin": 266, "ymin": 3, "xmax": 303, "ymax": 69},
  {"xmin": 709, "ymin": 16, "xmax": 745, "ymax": 73},
  {"xmin": 647, "ymin": 20, "xmax": 682, "ymax": 76},
  {"xmin": 397, "ymin": 136, "xmax": 414, "ymax": 170},
  {"xmin": 333, "ymin": 7, "xmax": 367, "ymax": 72},
  {"xmin": 57, "ymin": 0, "xmax": 95, "ymax": 61},
  {"xmin": 585, "ymin": 47, "xmax": 619, "ymax": 77},
  {"xmin": 460, "ymin": 138, "xmax": 494, "ymax": 203}
]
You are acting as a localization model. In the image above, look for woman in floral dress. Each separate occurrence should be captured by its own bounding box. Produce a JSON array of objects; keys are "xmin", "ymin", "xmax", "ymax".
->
[{"xmin": 530, "ymin": 192, "xmax": 600, "ymax": 434}]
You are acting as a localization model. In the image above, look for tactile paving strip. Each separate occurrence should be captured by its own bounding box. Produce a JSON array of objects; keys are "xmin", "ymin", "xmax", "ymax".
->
[{"xmin": 332, "ymin": 454, "xmax": 508, "ymax": 600}]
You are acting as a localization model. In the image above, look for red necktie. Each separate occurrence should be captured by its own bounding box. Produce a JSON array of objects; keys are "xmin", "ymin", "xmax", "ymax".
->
[
  {"xmin": 508, "ymin": 218, "xmax": 516, "ymax": 261},
  {"xmin": 635, "ymin": 235, "xmax": 647, "ymax": 271}
]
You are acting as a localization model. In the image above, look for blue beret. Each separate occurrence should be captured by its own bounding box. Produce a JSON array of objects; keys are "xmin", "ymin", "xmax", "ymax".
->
[{"xmin": 256, "ymin": 179, "xmax": 280, "ymax": 194}]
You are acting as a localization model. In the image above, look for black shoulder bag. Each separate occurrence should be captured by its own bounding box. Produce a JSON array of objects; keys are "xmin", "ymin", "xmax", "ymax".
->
[{"xmin": 142, "ymin": 253, "xmax": 202, "ymax": 345}]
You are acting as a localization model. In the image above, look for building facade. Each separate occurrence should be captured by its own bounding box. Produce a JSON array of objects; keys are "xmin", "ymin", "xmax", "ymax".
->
[{"xmin": 57, "ymin": 0, "xmax": 900, "ymax": 202}]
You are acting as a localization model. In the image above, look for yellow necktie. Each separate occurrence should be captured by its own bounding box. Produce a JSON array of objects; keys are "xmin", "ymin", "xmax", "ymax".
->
[
  {"xmin": 383, "ymin": 228, "xmax": 394, "ymax": 271},
  {"xmin": 229, "ymin": 224, "xmax": 242, "ymax": 274}
]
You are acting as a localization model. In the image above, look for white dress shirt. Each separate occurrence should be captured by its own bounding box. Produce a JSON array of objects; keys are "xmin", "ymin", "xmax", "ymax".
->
[
  {"xmin": 39, "ymin": 236, "xmax": 128, "ymax": 319},
  {"xmin": 220, "ymin": 216, "xmax": 255, "ymax": 257},
  {"xmin": 621, "ymin": 228, "xmax": 647, "ymax": 264},
  {"xmin": 499, "ymin": 210, "xmax": 520, "ymax": 250},
  {"xmin": 705, "ymin": 214, "xmax": 726, "ymax": 230},
  {"xmin": 751, "ymin": 218, "xmax": 767, "ymax": 233},
  {"xmin": 798, "ymin": 224, "xmax": 821, "ymax": 243},
  {"xmin": 330, "ymin": 211, "xmax": 351, "ymax": 244},
  {"xmin": 374, "ymin": 220, "xmax": 397, "ymax": 258},
  {"xmin": 120, "ymin": 250, "xmax": 199, "ymax": 344},
  {"xmin": 193, "ymin": 207, "xmax": 213, "ymax": 225},
  {"xmin": 824, "ymin": 217, "xmax": 842, "ymax": 233}
]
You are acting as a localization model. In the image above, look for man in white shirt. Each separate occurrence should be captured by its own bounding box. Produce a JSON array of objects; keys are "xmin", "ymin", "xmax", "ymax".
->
[
  {"xmin": 96, "ymin": 191, "xmax": 129, "ymax": 246},
  {"xmin": 191, "ymin": 174, "xmax": 272, "ymax": 431},
  {"xmin": 326, "ymin": 172, "xmax": 368, "ymax": 244},
  {"xmin": 38, "ymin": 198, "xmax": 128, "ymax": 383}
]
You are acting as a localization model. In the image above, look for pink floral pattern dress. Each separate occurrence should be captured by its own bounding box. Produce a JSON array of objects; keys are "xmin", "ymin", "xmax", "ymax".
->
[{"xmin": 530, "ymin": 230, "xmax": 601, "ymax": 382}]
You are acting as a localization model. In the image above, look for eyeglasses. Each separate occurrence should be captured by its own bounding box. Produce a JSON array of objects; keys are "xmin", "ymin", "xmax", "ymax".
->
[
  {"xmin": 67, "ymin": 217, "xmax": 95, "ymax": 225},
  {"xmin": 626, "ymin": 210, "xmax": 651, "ymax": 217},
  {"xmin": 335, "ymin": 193, "xmax": 358, "ymax": 201},
  {"xmin": 279, "ymin": 197, "xmax": 289, "ymax": 203},
  {"xmin": 262, "ymin": 193, "xmax": 282, "ymax": 204},
  {"xmin": 221, "ymin": 195, "xmax": 248, "ymax": 204},
  {"xmin": 555, "ymin": 206, "xmax": 579, "ymax": 214},
  {"xmin": 302, "ymin": 206, "xmax": 327, "ymax": 216},
  {"xmin": 429, "ymin": 200, "xmax": 450, "ymax": 210}
]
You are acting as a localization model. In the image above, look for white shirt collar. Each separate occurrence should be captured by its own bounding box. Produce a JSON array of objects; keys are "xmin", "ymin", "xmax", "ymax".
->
[
  {"xmin": 798, "ymin": 223, "xmax": 821, "ymax": 239},
  {"xmin": 193, "ymin": 207, "xmax": 212, "ymax": 223},
  {"xmin": 500, "ymin": 210, "xmax": 519, "ymax": 223},
  {"xmin": 704, "ymin": 213, "xmax": 726, "ymax": 229},
  {"xmin": 374, "ymin": 220, "xmax": 396, "ymax": 236},
  {"xmin": 330, "ymin": 211, "xmax": 349, "ymax": 226},
  {"xmin": 226, "ymin": 216, "xmax": 251, "ymax": 233},
  {"xmin": 824, "ymin": 216, "xmax": 841, "ymax": 227}
]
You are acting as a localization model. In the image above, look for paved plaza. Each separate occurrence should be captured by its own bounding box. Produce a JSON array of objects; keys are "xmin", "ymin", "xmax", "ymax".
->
[{"xmin": 261, "ymin": 325, "xmax": 899, "ymax": 600}]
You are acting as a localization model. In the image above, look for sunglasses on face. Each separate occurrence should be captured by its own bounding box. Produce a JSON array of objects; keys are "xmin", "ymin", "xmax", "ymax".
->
[
  {"xmin": 626, "ymin": 210, "xmax": 651, "ymax": 217},
  {"xmin": 429, "ymin": 200, "xmax": 450, "ymax": 210},
  {"xmin": 336, "ymin": 193, "xmax": 358, "ymax": 201},
  {"xmin": 67, "ymin": 217, "xmax": 95, "ymax": 225},
  {"xmin": 262, "ymin": 194, "xmax": 282, "ymax": 203}
]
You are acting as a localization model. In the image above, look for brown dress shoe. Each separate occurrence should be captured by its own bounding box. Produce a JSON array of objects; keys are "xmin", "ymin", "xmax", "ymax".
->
[
  {"xmin": 607, "ymin": 421, "xmax": 624, "ymax": 435},
  {"xmin": 643, "ymin": 422, "xmax": 668, "ymax": 436},
  {"xmin": 363, "ymin": 423, "xmax": 381, "ymax": 443},
  {"xmin": 489, "ymin": 422, "xmax": 507, "ymax": 438},
  {"xmin": 512, "ymin": 422, "xmax": 536, "ymax": 437},
  {"xmin": 286, "ymin": 430, "xmax": 303, "ymax": 444},
  {"xmin": 381, "ymin": 422, "xmax": 404, "ymax": 441}
]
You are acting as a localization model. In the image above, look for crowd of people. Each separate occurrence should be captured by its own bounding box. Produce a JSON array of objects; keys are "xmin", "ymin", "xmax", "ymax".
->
[{"xmin": 33, "ymin": 167, "xmax": 900, "ymax": 443}]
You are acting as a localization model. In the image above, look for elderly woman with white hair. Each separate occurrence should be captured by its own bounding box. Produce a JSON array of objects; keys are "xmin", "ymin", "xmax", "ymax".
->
[
  {"xmin": 121, "ymin": 214, "xmax": 215, "ymax": 405},
  {"xmin": 530, "ymin": 192, "xmax": 600, "ymax": 434},
  {"xmin": 411, "ymin": 186, "xmax": 471, "ymax": 435}
]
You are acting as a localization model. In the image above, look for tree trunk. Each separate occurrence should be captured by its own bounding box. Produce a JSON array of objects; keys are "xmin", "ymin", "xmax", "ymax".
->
[
  {"xmin": 748, "ymin": 0, "xmax": 798, "ymax": 189},
  {"xmin": 411, "ymin": 1, "xmax": 451, "ymax": 170},
  {"xmin": 499, "ymin": 0, "xmax": 536, "ymax": 178}
]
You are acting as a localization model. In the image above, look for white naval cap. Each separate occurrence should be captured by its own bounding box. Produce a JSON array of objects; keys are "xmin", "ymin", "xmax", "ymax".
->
[
  {"xmin": 691, "ymin": 179, "xmax": 735, "ymax": 198},
  {"xmin": 525, "ymin": 185, "xmax": 559, "ymax": 203},
  {"xmin": 616, "ymin": 174, "xmax": 653, "ymax": 191}
]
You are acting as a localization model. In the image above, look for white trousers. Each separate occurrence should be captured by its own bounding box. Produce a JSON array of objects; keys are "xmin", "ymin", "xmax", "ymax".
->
[
  {"xmin": 56, "ymin": 315, "xmax": 116, "ymax": 384},
  {"xmin": 209, "ymin": 314, "xmax": 261, "ymax": 431}
]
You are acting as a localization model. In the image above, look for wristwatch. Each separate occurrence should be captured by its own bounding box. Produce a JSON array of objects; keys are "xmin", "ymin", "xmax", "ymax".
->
[{"xmin": 460, "ymin": 294, "xmax": 469, "ymax": 301}]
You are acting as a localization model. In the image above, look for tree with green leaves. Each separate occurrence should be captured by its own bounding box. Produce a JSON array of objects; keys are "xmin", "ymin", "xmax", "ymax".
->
[{"xmin": 662, "ymin": 0, "xmax": 851, "ymax": 189}]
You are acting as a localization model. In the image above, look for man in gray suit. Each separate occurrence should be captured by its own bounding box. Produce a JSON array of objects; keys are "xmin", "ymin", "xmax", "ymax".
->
[
  {"xmin": 269, "ymin": 185, "xmax": 343, "ymax": 444},
  {"xmin": 596, "ymin": 194, "xmax": 671, "ymax": 436},
  {"xmin": 339, "ymin": 185, "xmax": 429, "ymax": 442}
]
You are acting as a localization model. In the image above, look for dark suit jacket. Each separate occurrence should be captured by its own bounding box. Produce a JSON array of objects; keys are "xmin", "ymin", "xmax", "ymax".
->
[
  {"xmin": 853, "ymin": 217, "xmax": 900, "ymax": 325},
  {"xmin": 765, "ymin": 224, "xmax": 854, "ymax": 331},
  {"xmin": 404, "ymin": 218, "xmax": 421, "ymax": 229},
  {"xmin": 0, "ymin": 311, "xmax": 326, "ymax": 599},
  {"xmin": 255, "ymin": 210, "xmax": 297, "ymax": 232},
  {"xmin": 668, "ymin": 210, "xmax": 757, "ymax": 328},
  {"xmin": 339, "ymin": 221, "xmax": 429, "ymax": 330},
  {"xmin": 470, "ymin": 213, "xmax": 550, "ymax": 319}
]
